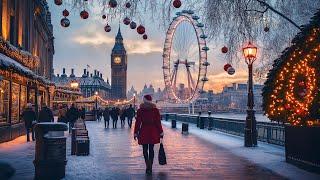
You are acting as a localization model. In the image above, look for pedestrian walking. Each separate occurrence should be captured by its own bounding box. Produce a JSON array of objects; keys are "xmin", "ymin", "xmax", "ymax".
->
[
  {"xmin": 103, "ymin": 107, "xmax": 110, "ymax": 128},
  {"xmin": 38, "ymin": 104, "xmax": 54, "ymax": 123},
  {"xmin": 66, "ymin": 104, "xmax": 79, "ymax": 133},
  {"xmin": 98, "ymin": 108, "xmax": 103, "ymax": 122},
  {"xmin": 111, "ymin": 107, "xmax": 119, "ymax": 128},
  {"xmin": 80, "ymin": 107, "xmax": 86, "ymax": 120},
  {"xmin": 126, "ymin": 104, "xmax": 135, "ymax": 128},
  {"xmin": 134, "ymin": 95, "xmax": 164, "ymax": 175},
  {"xmin": 57, "ymin": 105, "xmax": 67, "ymax": 123},
  {"xmin": 120, "ymin": 107, "xmax": 126, "ymax": 128},
  {"xmin": 21, "ymin": 103, "xmax": 36, "ymax": 142}
]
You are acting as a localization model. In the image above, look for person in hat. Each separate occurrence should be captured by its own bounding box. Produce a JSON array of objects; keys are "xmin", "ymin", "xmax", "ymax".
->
[
  {"xmin": 134, "ymin": 95, "xmax": 164, "ymax": 175},
  {"xmin": 21, "ymin": 103, "xmax": 36, "ymax": 142}
]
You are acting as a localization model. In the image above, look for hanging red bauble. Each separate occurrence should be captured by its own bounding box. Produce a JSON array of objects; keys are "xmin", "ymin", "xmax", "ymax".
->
[
  {"xmin": 264, "ymin": 26, "xmax": 270, "ymax": 32},
  {"xmin": 137, "ymin": 25, "xmax": 145, "ymax": 34},
  {"xmin": 173, "ymin": 0, "xmax": 182, "ymax": 8},
  {"xmin": 227, "ymin": 67, "xmax": 235, "ymax": 75},
  {"xmin": 125, "ymin": 2, "xmax": 131, "ymax": 8},
  {"xmin": 143, "ymin": 34, "xmax": 148, "ymax": 40},
  {"xmin": 123, "ymin": 17, "xmax": 130, "ymax": 25},
  {"xmin": 104, "ymin": 24, "xmax": 111, "ymax": 32},
  {"xmin": 60, "ymin": 17, "xmax": 70, "ymax": 28},
  {"xmin": 223, "ymin": 63, "xmax": 232, "ymax": 71},
  {"xmin": 80, "ymin": 10, "xmax": 89, "ymax": 19},
  {"xmin": 109, "ymin": 0, "xmax": 118, "ymax": 8},
  {"xmin": 102, "ymin": 15, "xmax": 106, "ymax": 19},
  {"xmin": 55, "ymin": 0, "xmax": 63, "ymax": 6},
  {"xmin": 130, "ymin": 21, "xmax": 137, "ymax": 29},
  {"xmin": 221, "ymin": 46, "xmax": 228, "ymax": 53},
  {"xmin": 62, "ymin": 9, "xmax": 69, "ymax": 17},
  {"xmin": 284, "ymin": 104, "xmax": 291, "ymax": 110}
]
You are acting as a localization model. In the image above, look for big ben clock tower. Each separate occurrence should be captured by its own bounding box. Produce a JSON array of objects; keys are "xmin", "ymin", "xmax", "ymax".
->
[{"xmin": 111, "ymin": 27, "xmax": 127, "ymax": 100}]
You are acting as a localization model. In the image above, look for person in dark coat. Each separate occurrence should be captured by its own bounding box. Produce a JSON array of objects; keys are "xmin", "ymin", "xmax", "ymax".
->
[
  {"xmin": 134, "ymin": 95, "xmax": 164, "ymax": 175},
  {"xmin": 80, "ymin": 107, "xmax": 86, "ymax": 120},
  {"xmin": 120, "ymin": 107, "xmax": 126, "ymax": 128},
  {"xmin": 110, "ymin": 107, "xmax": 119, "ymax": 128},
  {"xmin": 21, "ymin": 103, "xmax": 36, "ymax": 142},
  {"xmin": 38, "ymin": 104, "xmax": 54, "ymax": 123},
  {"xmin": 103, "ymin": 107, "xmax": 110, "ymax": 128},
  {"xmin": 126, "ymin": 104, "xmax": 135, "ymax": 128},
  {"xmin": 66, "ymin": 104, "xmax": 79, "ymax": 133}
]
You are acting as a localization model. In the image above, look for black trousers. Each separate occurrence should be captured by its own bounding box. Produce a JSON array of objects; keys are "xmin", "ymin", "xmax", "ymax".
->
[
  {"xmin": 120, "ymin": 119, "xmax": 125, "ymax": 127},
  {"xmin": 104, "ymin": 116, "xmax": 110, "ymax": 128},
  {"xmin": 26, "ymin": 127, "xmax": 35, "ymax": 142},
  {"xmin": 142, "ymin": 144, "xmax": 155, "ymax": 164},
  {"xmin": 112, "ymin": 117, "xmax": 118, "ymax": 128},
  {"xmin": 127, "ymin": 117, "xmax": 133, "ymax": 128}
]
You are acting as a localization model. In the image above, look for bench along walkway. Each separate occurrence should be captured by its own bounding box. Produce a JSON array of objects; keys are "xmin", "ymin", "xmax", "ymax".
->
[{"xmin": 0, "ymin": 120, "xmax": 285, "ymax": 179}]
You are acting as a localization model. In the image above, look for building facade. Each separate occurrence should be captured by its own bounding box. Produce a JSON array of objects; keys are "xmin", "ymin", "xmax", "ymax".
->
[
  {"xmin": 111, "ymin": 27, "xmax": 127, "ymax": 100},
  {"xmin": 0, "ymin": 0, "xmax": 54, "ymax": 143},
  {"xmin": 53, "ymin": 68, "xmax": 111, "ymax": 101}
]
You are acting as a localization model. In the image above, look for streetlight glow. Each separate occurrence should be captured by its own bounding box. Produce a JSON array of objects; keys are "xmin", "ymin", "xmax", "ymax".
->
[
  {"xmin": 243, "ymin": 42, "xmax": 257, "ymax": 60},
  {"xmin": 70, "ymin": 82, "xmax": 79, "ymax": 88},
  {"xmin": 95, "ymin": 91, "xmax": 98, "ymax": 95}
]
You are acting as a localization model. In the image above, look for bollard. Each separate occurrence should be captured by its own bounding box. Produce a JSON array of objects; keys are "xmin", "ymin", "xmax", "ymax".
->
[
  {"xmin": 197, "ymin": 112, "xmax": 201, "ymax": 127},
  {"xmin": 200, "ymin": 116, "xmax": 205, "ymax": 129},
  {"xmin": 171, "ymin": 120, "xmax": 176, "ymax": 128},
  {"xmin": 182, "ymin": 123, "xmax": 189, "ymax": 134},
  {"xmin": 33, "ymin": 123, "xmax": 68, "ymax": 180},
  {"xmin": 208, "ymin": 111, "xmax": 213, "ymax": 130}
]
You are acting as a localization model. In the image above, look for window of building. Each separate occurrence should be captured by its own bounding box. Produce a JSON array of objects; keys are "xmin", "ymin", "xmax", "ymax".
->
[
  {"xmin": 11, "ymin": 82, "xmax": 20, "ymax": 123},
  {"xmin": 20, "ymin": 85, "xmax": 27, "ymax": 122},
  {"xmin": 0, "ymin": 79, "xmax": 9, "ymax": 124}
]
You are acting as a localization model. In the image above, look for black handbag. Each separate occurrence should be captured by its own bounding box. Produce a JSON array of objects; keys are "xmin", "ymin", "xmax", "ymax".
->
[{"xmin": 158, "ymin": 143, "xmax": 167, "ymax": 165}]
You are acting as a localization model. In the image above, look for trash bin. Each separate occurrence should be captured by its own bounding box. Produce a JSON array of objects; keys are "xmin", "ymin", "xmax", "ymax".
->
[
  {"xmin": 197, "ymin": 112, "xmax": 202, "ymax": 127},
  {"xmin": 208, "ymin": 111, "xmax": 213, "ymax": 130},
  {"xmin": 172, "ymin": 120, "xmax": 176, "ymax": 128},
  {"xmin": 199, "ymin": 116, "xmax": 205, "ymax": 129},
  {"xmin": 182, "ymin": 123, "xmax": 189, "ymax": 134},
  {"xmin": 33, "ymin": 122, "xmax": 68, "ymax": 180}
]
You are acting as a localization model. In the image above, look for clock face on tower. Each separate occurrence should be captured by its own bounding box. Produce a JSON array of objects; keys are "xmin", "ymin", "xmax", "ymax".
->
[{"xmin": 114, "ymin": 56, "xmax": 121, "ymax": 64}]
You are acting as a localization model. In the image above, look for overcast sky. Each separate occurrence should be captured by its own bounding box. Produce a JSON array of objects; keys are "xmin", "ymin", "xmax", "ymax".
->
[{"xmin": 48, "ymin": 2, "xmax": 250, "ymax": 93}]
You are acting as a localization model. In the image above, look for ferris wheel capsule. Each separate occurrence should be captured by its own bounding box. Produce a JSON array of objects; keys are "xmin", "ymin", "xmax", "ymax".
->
[
  {"xmin": 176, "ymin": 12, "xmax": 182, "ymax": 16},
  {"xmin": 192, "ymin": 15, "xmax": 199, "ymax": 20},
  {"xmin": 202, "ymin": 46, "xmax": 209, "ymax": 51},
  {"xmin": 182, "ymin": 10, "xmax": 189, "ymax": 13},
  {"xmin": 201, "ymin": 77, "xmax": 209, "ymax": 82},
  {"xmin": 202, "ymin": 62, "xmax": 210, "ymax": 66},
  {"xmin": 187, "ymin": 10, "xmax": 194, "ymax": 14},
  {"xmin": 197, "ymin": 23, "xmax": 204, "ymax": 27},
  {"xmin": 200, "ymin": 34, "xmax": 207, "ymax": 39}
]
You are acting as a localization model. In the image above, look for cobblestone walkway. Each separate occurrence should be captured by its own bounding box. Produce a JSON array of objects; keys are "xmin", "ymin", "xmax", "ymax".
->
[{"xmin": 0, "ymin": 120, "xmax": 285, "ymax": 180}]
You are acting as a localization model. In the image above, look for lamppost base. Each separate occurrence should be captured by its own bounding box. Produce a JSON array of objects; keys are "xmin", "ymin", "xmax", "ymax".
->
[{"xmin": 244, "ymin": 109, "xmax": 258, "ymax": 147}]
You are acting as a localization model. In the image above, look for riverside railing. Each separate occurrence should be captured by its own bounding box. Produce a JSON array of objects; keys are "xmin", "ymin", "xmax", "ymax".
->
[{"xmin": 161, "ymin": 113, "xmax": 285, "ymax": 146}]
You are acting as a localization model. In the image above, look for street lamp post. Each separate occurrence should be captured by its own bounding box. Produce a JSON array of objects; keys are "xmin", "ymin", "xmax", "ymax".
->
[
  {"xmin": 243, "ymin": 42, "xmax": 258, "ymax": 147},
  {"xmin": 133, "ymin": 93, "xmax": 136, "ymax": 110},
  {"xmin": 95, "ymin": 91, "xmax": 98, "ymax": 120}
]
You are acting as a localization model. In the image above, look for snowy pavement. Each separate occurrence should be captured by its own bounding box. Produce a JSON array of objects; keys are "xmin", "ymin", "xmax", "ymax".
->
[
  {"xmin": 0, "ymin": 120, "xmax": 312, "ymax": 179},
  {"xmin": 161, "ymin": 120, "xmax": 320, "ymax": 180}
]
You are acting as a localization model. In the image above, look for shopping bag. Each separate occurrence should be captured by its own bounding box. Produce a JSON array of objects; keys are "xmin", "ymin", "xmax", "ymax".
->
[{"xmin": 158, "ymin": 143, "xmax": 167, "ymax": 165}]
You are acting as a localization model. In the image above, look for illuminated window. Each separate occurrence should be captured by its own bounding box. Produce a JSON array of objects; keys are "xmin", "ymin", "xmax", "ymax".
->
[{"xmin": 0, "ymin": 80, "xmax": 9, "ymax": 124}]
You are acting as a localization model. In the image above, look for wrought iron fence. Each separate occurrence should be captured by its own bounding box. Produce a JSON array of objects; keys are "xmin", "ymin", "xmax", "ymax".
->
[{"xmin": 162, "ymin": 113, "xmax": 285, "ymax": 146}]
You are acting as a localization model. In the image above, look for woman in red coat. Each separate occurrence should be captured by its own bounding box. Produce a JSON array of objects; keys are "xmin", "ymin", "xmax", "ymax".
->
[{"xmin": 134, "ymin": 95, "xmax": 164, "ymax": 175}]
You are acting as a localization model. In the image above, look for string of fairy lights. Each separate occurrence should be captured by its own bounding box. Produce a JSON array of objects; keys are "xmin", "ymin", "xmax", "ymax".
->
[{"xmin": 265, "ymin": 27, "xmax": 320, "ymax": 126}]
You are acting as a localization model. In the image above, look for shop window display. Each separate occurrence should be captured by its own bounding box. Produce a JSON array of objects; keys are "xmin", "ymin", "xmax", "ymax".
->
[
  {"xmin": 11, "ymin": 83, "xmax": 20, "ymax": 123},
  {"xmin": 0, "ymin": 80, "xmax": 9, "ymax": 124}
]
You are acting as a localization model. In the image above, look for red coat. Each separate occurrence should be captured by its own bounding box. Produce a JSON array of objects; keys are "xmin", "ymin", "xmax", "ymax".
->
[{"xmin": 134, "ymin": 102, "xmax": 163, "ymax": 145}]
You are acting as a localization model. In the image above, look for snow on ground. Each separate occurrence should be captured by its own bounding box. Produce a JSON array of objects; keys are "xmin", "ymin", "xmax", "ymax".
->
[{"xmin": 161, "ymin": 120, "xmax": 320, "ymax": 180}]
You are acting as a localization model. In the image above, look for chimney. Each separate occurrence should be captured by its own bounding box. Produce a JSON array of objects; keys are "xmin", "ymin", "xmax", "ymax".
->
[
  {"xmin": 83, "ymin": 69, "xmax": 87, "ymax": 75},
  {"xmin": 90, "ymin": 73, "xmax": 93, "ymax": 77},
  {"xmin": 87, "ymin": 71, "xmax": 89, "ymax": 76},
  {"xmin": 71, "ymin": 68, "xmax": 74, "ymax": 74},
  {"xmin": 70, "ymin": 68, "xmax": 75, "ymax": 78},
  {"xmin": 94, "ymin": 70, "xmax": 97, "ymax": 76},
  {"xmin": 57, "ymin": 74, "xmax": 60, "ymax": 77},
  {"xmin": 100, "ymin": 74, "xmax": 102, "ymax": 78},
  {"xmin": 62, "ymin": 68, "xmax": 66, "ymax": 74}
]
